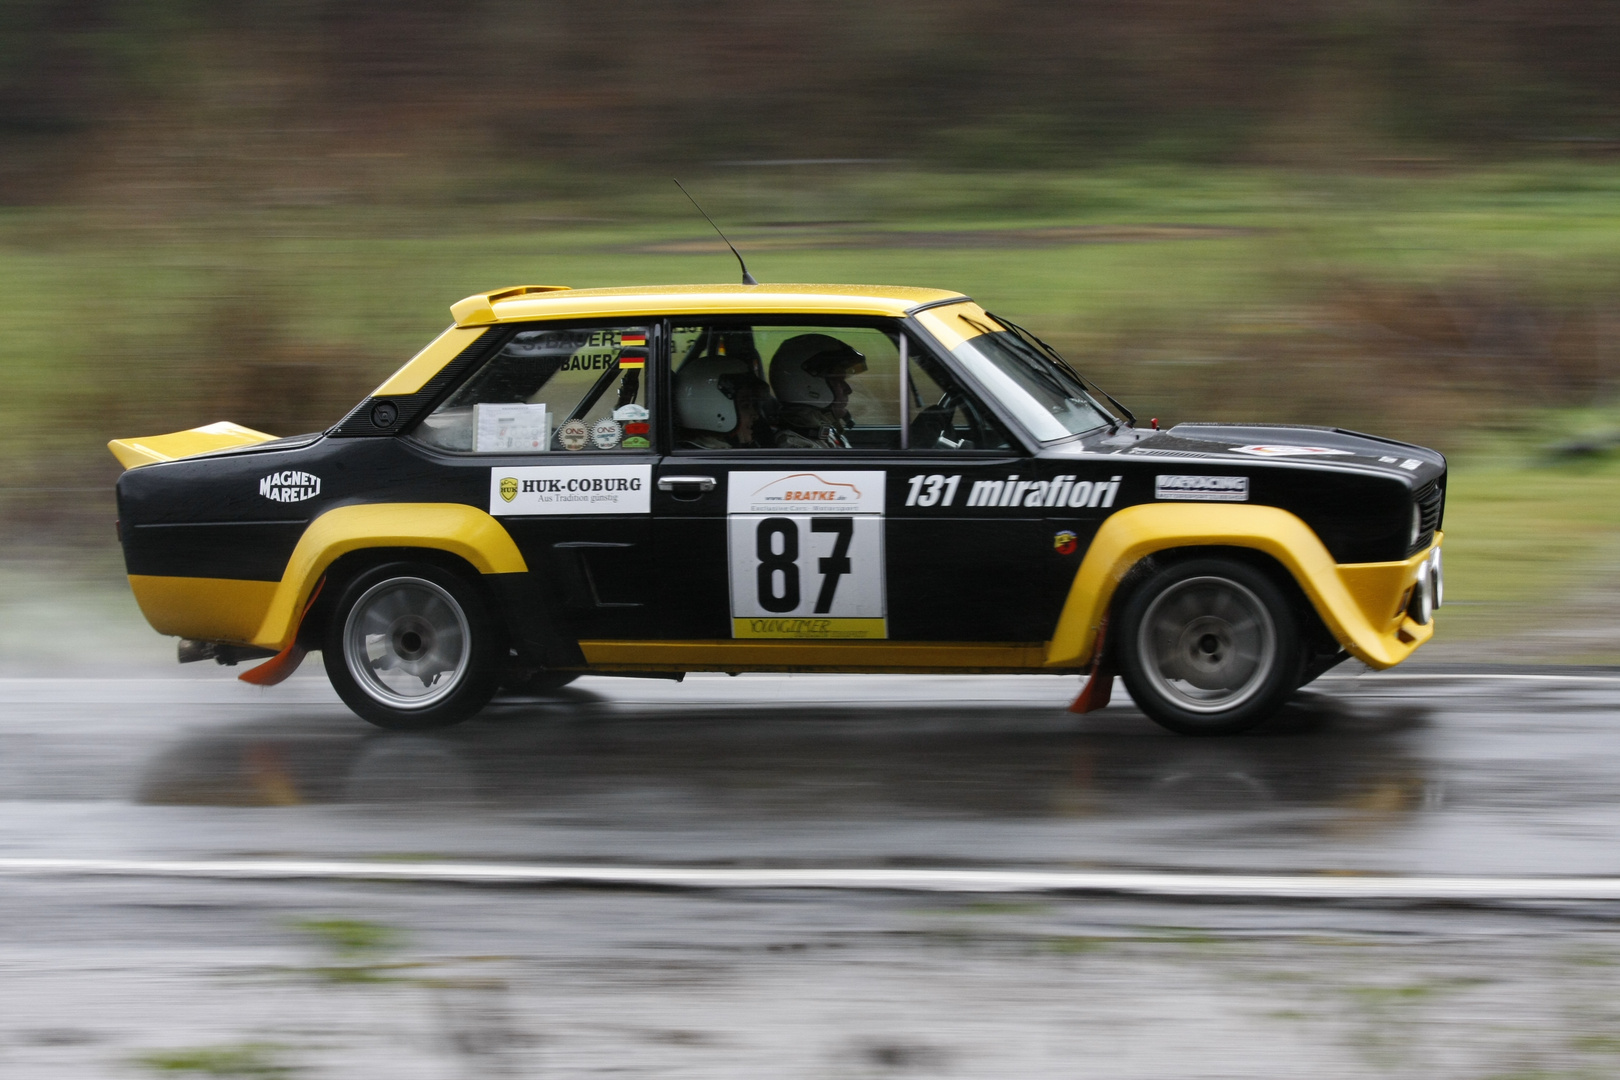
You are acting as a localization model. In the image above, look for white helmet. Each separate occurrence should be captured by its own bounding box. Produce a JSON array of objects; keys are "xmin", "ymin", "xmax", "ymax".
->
[
  {"xmin": 675, "ymin": 354, "xmax": 751, "ymax": 433},
  {"xmin": 769, "ymin": 334, "xmax": 866, "ymax": 406}
]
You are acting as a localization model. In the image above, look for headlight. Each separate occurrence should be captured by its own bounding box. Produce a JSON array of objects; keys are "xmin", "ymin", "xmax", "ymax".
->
[
  {"xmin": 1406, "ymin": 550, "xmax": 1441, "ymax": 626},
  {"xmin": 1409, "ymin": 569, "xmax": 1433, "ymax": 625}
]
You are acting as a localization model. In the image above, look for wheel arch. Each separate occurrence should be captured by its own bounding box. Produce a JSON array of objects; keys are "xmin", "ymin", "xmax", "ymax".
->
[
  {"xmin": 296, "ymin": 545, "xmax": 500, "ymax": 650},
  {"xmin": 1101, "ymin": 544, "xmax": 1338, "ymax": 671},
  {"xmin": 1044, "ymin": 503, "xmax": 1433, "ymax": 671},
  {"xmin": 250, "ymin": 503, "xmax": 527, "ymax": 652}
]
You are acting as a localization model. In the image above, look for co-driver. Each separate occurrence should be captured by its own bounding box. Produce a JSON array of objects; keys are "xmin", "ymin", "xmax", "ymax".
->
[{"xmin": 674, "ymin": 354, "xmax": 774, "ymax": 449}]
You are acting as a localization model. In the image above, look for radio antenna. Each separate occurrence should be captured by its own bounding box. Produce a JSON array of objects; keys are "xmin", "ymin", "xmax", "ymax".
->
[{"xmin": 673, "ymin": 178, "xmax": 758, "ymax": 286}]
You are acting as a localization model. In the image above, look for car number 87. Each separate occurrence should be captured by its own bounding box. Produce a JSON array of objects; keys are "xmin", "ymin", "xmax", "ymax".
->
[{"xmin": 728, "ymin": 515, "xmax": 885, "ymax": 620}]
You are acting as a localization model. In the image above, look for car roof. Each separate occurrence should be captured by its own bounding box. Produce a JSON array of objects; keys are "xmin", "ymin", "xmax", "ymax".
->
[{"xmin": 450, "ymin": 283, "xmax": 970, "ymax": 327}]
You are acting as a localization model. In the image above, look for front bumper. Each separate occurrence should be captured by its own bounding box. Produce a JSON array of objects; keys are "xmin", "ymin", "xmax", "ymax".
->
[{"xmin": 1331, "ymin": 533, "xmax": 1444, "ymax": 668}]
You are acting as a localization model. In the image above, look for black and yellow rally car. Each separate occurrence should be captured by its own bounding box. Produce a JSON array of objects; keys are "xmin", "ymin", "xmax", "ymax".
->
[{"xmin": 110, "ymin": 283, "xmax": 1444, "ymax": 735}]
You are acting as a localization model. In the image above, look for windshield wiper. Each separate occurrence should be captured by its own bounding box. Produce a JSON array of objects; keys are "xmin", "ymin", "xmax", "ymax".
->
[
  {"xmin": 984, "ymin": 312, "xmax": 1137, "ymax": 429},
  {"xmin": 957, "ymin": 313, "xmax": 1075, "ymax": 399}
]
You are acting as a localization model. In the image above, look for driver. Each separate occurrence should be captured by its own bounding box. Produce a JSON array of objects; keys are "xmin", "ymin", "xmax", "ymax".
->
[
  {"xmin": 768, "ymin": 334, "xmax": 866, "ymax": 449},
  {"xmin": 674, "ymin": 354, "xmax": 773, "ymax": 449}
]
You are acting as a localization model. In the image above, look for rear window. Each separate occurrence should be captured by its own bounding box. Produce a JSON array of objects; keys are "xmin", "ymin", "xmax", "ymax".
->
[{"xmin": 413, "ymin": 325, "xmax": 652, "ymax": 452}]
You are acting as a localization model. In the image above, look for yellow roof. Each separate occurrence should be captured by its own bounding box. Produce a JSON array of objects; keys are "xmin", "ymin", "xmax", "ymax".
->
[{"xmin": 450, "ymin": 283, "xmax": 968, "ymax": 327}]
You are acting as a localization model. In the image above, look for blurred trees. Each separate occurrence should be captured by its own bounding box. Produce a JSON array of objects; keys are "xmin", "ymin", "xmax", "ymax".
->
[{"xmin": 2, "ymin": 0, "xmax": 1619, "ymax": 203}]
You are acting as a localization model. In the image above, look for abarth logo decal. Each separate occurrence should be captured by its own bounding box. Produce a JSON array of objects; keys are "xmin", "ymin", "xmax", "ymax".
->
[{"xmin": 258, "ymin": 470, "xmax": 321, "ymax": 503}]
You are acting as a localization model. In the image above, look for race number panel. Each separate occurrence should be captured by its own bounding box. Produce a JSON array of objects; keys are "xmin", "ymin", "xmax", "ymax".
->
[{"xmin": 726, "ymin": 471, "xmax": 886, "ymax": 639}]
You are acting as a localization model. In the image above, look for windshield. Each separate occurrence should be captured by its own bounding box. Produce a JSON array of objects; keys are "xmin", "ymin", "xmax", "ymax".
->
[{"xmin": 948, "ymin": 328, "xmax": 1114, "ymax": 442}]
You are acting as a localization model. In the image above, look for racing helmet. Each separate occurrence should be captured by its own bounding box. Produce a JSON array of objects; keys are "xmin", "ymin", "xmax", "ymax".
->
[
  {"xmin": 675, "ymin": 354, "xmax": 751, "ymax": 433},
  {"xmin": 768, "ymin": 334, "xmax": 867, "ymax": 407}
]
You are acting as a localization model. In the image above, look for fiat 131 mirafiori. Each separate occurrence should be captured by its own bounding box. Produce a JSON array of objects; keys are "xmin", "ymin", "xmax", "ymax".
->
[{"xmin": 110, "ymin": 282, "xmax": 1444, "ymax": 735}]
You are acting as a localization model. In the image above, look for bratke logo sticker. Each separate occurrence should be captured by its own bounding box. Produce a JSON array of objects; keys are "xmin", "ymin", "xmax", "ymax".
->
[
  {"xmin": 728, "ymin": 471, "xmax": 885, "ymax": 515},
  {"xmin": 490, "ymin": 464, "xmax": 651, "ymax": 515},
  {"xmin": 258, "ymin": 470, "xmax": 321, "ymax": 503},
  {"xmin": 1155, "ymin": 475, "xmax": 1249, "ymax": 502}
]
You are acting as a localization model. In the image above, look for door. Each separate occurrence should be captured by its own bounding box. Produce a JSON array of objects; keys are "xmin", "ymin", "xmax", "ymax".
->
[
  {"xmin": 407, "ymin": 320, "xmax": 659, "ymax": 640},
  {"xmin": 651, "ymin": 317, "xmax": 1058, "ymax": 646}
]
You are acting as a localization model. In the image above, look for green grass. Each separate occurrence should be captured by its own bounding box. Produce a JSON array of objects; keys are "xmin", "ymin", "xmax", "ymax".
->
[
  {"xmin": 137, "ymin": 1042, "xmax": 296, "ymax": 1077},
  {"xmin": 1430, "ymin": 405, "xmax": 1620, "ymax": 650},
  {"xmin": 290, "ymin": 918, "xmax": 399, "ymax": 958}
]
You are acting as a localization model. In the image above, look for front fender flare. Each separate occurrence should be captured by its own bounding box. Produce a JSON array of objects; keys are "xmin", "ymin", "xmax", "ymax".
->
[
  {"xmin": 251, "ymin": 503, "xmax": 528, "ymax": 650},
  {"xmin": 1044, "ymin": 503, "xmax": 1436, "ymax": 671}
]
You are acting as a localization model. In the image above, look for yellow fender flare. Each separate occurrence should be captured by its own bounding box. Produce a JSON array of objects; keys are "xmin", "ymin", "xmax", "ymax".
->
[
  {"xmin": 1044, "ymin": 503, "xmax": 1437, "ymax": 672},
  {"xmin": 251, "ymin": 503, "xmax": 528, "ymax": 650}
]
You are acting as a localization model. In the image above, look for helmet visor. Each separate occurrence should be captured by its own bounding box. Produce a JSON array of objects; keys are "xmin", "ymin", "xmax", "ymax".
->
[{"xmin": 802, "ymin": 347, "xmax": 866, "ymax": 378}]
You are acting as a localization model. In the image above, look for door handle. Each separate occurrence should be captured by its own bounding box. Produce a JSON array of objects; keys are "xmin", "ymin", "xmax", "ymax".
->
[{"xmin": 658, "ymin": 475, "xmax": 717, "ymax": 493}]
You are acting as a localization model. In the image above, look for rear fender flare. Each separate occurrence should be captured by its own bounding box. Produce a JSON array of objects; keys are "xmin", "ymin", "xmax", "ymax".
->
[{"xmin": 252, "ymin": 503, "xmax": 527, "ymax": 650}]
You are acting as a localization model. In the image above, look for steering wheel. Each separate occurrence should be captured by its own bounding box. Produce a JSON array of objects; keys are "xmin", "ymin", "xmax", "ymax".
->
[{"xmin": 908, "ymin": 391, "xmax": 984, "ymax": 450}]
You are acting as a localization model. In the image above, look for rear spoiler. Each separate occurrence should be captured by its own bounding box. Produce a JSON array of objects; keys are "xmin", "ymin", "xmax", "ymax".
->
[{"xmin": 108, "ymin": 421, "xmax": 276, "ymax": 470}]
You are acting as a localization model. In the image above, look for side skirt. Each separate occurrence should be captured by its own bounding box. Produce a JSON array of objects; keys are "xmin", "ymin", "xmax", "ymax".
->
[{"xmin": 576, "ymin": 640, "xmax": 1073, "ymax": 675}]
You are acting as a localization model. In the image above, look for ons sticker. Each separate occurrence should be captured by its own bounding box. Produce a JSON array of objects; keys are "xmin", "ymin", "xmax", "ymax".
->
[
  {"xmin": 491, "ymin": 465, "xmax": 651, "ymax": 515},
  {"xmin": 558, "ymin": 419, "xmax": 590, "ymax": 451}
]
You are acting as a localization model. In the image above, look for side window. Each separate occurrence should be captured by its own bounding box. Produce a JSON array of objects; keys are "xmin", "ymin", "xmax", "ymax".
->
[
  {"xmin": 905, "ymin": 346, "xmax": 1013, "ymax": 452},
  {"xmin": 413, "ymin": 325, "xmax": 652, "ymax": 453},
  {"xmin": 670, "ymin": 322, "xmax": 901, "ymax": 450}
]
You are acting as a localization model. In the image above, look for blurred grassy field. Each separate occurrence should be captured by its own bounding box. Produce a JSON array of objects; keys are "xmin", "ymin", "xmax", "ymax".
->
[{"xmin": 4, "ymin": 163, "xmax": 1620, "ymax": 656}]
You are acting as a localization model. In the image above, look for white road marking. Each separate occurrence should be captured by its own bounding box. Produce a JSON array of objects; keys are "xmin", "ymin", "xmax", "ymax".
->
[
  {"xmin": 1322, "ymin": 673, "xmax": 1620, "ymax": 683},
  {"xmin": 4, "ymin": 857, "xmax": 1620, "ymax": 900}
]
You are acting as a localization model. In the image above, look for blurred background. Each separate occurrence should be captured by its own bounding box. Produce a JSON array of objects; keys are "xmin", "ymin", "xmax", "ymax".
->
[
  {"xmin": 3, "ymin": 0, "xmax": 1620, "ymax": 659},
  {"xmin": 9, "ymin": 8, "xmax": 1620, "ymax": 1078}
]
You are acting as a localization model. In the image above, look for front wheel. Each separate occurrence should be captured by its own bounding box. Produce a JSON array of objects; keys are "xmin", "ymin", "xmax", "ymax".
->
[
  {"xmin": 323, "ymin": 562, "xmax": 503, "ymax": 731},
  {"xmin": 1115, "ymin": 558, "xmax": 1304, "ymax": 736}
]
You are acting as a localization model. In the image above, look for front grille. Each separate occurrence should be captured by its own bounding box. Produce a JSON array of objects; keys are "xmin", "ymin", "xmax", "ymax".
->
[{"xmin": 1409, "ymin": 477, "xmax": 1444, "ymax": 555}]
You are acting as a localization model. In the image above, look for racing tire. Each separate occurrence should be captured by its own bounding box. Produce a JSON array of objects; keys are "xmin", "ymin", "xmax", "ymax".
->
[
  {"xmin": 500, "ymin": 670, "xmax": 580, "ymax": 696},
  {"xmin": 1115, "ymin": 557, "xmax": 1304, "ymax": 736},
  {"xmin": 322, "ymin": 561, "xmax": 503, "ymax": 731}
]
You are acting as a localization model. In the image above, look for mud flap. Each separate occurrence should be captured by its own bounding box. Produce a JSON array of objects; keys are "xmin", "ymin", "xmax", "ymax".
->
[
  {"xmin": 1068, "ymin": 614, "xmax": 1115, "ymax": 714},
  {"xmin": 239, "ymin": 577, "xmax": 325, "ymax": 687}
]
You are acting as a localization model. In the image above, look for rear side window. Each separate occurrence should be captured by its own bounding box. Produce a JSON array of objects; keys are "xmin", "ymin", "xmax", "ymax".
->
[{"xmin": 413, "ymin": 325, "xmax": 652, "ymax": 452}]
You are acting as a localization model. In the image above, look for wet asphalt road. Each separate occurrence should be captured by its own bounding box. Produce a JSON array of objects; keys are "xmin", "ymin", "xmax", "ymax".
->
[
  {"xmin": 4, "ymin": 668, "xmax": 1620, "ymax": 875},
  {"xmin": 9, "ymin": 669, "xmax": 1620, "ymax": 1077}
]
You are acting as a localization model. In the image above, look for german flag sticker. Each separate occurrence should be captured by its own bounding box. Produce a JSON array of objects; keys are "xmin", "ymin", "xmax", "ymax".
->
[
  {"xmin": 618, "ymin": 356, "xmax": 646, "ymax": 369},
  {"xmin": 620, "ymin": 331, "xmax": 647, "ymax": 348}
]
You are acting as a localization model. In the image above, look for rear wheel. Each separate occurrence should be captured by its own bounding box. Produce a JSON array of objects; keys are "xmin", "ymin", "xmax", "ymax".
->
[
  {"xmin": 1116, "ymin": 557, "xmax": 1303, "ymax": 736},
  {"xmin": 322, "ymin": 561, "xmax": 502, "ymax": 730}
]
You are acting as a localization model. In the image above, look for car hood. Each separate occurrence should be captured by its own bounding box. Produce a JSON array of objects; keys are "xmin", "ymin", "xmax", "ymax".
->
[{"xmin": 1082, "ymin": 423, "xmax": 1445, "ymax": 480}]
